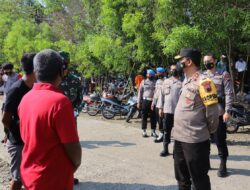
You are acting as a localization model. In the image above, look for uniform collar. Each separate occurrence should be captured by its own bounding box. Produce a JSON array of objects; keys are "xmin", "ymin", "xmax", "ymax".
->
[
  {"xmin": 146, "ymin": 78, "xmax": 155, "ymax": 82},
  {"xmin": 33, "ymin": 82, "xmax": 62, "ymax": 93},
  {"xmin": 171, "ymin": 76, "xmax": 179, "ymax": 82}
]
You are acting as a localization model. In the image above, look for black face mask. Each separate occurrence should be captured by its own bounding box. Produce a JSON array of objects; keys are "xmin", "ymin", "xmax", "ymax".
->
[
  {"xmin": 205, "ymin": 62, "xmax": 215, "ymax": 70},
  {"xmin": 158, "ymin": 75, "xmax": 164, "ymax": 79},
  {"xmin": 171, "ymin": 70, "xmax": 178, "ymax": 77},
  {"xmin": 4, "ymin": 71, "xmax": 12, "ymax": 76},
  {"xmin": 148, "ymin": 76, "xmax": 155, "ymax": 81},
  {"xmin": 176, "ymin": 61, "xmax": 185, "ymax": 71}
]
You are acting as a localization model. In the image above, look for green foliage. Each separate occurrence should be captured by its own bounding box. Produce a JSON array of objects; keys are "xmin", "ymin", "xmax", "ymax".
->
[
  {"xmin": 0, "ymin": 0, "xmax": 249, "ymax": 76},
  {"xmin": 4, "ymin": 19, "xmax": 37, "ymax": 64},
  {"xmin": 163, "ymin": 25, "xmax": 206, "ymax": 55}
]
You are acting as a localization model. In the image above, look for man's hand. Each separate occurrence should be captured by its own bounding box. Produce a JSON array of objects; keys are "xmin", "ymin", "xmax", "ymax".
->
[
  {"xmin": 2, "ymin": 112, "xmax": 12, "ymax": 130},
  {"xmin": 137, "ymin": 103, "xmax": 141, "ymax": 109},
  {"xmin": 159, "ymin": 108, "xmax": 164, "ymax": 118},
  {"xmin": 63, "ymin": 142, "xmax": 82, "ymax": 172},
  {"xmin": 223, "ymin": 112, "xmax": 231, "ymax": 123}
]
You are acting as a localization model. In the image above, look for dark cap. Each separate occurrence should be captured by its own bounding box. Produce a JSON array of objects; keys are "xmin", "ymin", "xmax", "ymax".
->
[
  {"xmin": 2, "ymin": 63, "xmax": 14, "ymax": 70},
  {"xmin": 59, "ymin": 51, "xmax": 70, "ymax": 62},
  {"xmin": 175, "ymin": 48, "xmax": 201, "ymax": 66}
]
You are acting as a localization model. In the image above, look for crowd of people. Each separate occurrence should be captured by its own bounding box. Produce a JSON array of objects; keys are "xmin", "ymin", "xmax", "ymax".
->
[
  {"xmin": 0, "ymin": 47, "xmax": 241, "ymax": 190},
  {"xmin": 1, "ymin": 50, "xmax": 82, "ymax": 190},
  {"xmin": 136, "ymin": 48, "xmax": 234, "ymax": 190}
]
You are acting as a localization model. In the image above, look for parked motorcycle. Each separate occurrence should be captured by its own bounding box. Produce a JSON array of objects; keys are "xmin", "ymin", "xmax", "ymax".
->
[
  {"xmin": 226, "ymin": 103, "xmax": 250, "ymax": 133},
  {"xmin": 101, "ymin": 92, "xmax": 137, "ymax": 120},
  {"xmin": 125, "ymin": 94, "xmax": 138, "ymax": 122},
  {"xmin": 82, "ymin": 92, "xmax": 102, "ymax": 116}
]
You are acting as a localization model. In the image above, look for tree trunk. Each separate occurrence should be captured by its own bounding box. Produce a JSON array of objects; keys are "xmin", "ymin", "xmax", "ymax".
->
[{"xmin": 227, "ymin": 38, "xmax": 236, "ymax": 100}]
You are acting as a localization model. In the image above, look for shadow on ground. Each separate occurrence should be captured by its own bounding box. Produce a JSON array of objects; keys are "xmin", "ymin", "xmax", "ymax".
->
[
  {"xmin": 80, "ymin": 141, "xmax": 136, "ymax": 149},
  {"xmin": 210, "ymin": 154, "xmax": 250, "ymax": 161},
  {"xmin": 227, "ymin": 140, "xmax": 250, "ymax": 146},
  {"xmin": 228, "ymin": 168, "xmax": 250, "ymax": 176},
  {"xmin": 74, "ymin": 182, "xmax": 178, "ymax": 190},
  {"xmin": 236, "ymin": 127, "xmax": 250, "ymax": 134}
]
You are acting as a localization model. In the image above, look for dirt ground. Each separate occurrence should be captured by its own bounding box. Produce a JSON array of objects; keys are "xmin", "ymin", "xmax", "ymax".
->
[{"xmin": 0, "ymin": 113, "xmax": 250, "ymax": 190}]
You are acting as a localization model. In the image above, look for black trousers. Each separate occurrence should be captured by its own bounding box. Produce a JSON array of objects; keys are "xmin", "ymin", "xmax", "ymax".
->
[
  {"xmin": 214, "ymin": 116, "xmax": 228, "ymax": 159},
  {"xmin": 174, "ymin": 140, "xmax": 211, "ymax": 190},
  {"xmin": 163, "ymin": 113, "xmax": 174, "ymax": 144},
  {"xmin": 141, "ymin": 100, "xmax": 156, "ymax": 130},
  {"xmin": 155, "ymin": 107, "xmax": 163, "ymax": 133}
]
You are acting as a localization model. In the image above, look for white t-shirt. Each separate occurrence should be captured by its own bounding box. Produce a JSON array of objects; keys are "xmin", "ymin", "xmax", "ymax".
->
[{"xmin": 235, "ymin": 60, "xmax": 247, "ymax": 72}]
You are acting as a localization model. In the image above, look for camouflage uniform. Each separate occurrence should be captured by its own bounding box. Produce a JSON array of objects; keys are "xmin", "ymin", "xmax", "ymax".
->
[{"xmin": 60, "ymin": 72, "xmax": 83, "ymax": 113}]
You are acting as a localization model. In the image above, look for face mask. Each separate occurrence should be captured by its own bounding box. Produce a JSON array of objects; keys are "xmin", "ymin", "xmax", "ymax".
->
[
  {"xmin": 158, "ymin": 75, "xmax": 164, "ymax": 79},
  {"xmin": 171, "ymin": 70, "xmax": 178, "ymax": 77},
  {"xmin": 177, "ymin": 61, "xmax": 186, "ymax": 70},
  {"xmin": 205, "ymin": 62, "xmax": 214, "ymax": 70},
  {"xmin": 4, "ymin": 71, "xmax": 12, "ymax": 76},
  {"xmin": 148, "ymin": 76, "xmax": 154, "ymax": 81}
]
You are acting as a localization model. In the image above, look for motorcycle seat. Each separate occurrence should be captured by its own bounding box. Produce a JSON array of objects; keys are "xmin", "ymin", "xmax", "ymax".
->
[{"xmin": 232, "ymin": 104, "xmax": 244, "ymax": 109}]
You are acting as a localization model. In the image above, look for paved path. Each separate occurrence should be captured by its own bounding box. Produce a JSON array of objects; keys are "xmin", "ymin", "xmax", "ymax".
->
[{"xmin": 0, "ymin": 114, "xmax": 250, "ymax": 190}]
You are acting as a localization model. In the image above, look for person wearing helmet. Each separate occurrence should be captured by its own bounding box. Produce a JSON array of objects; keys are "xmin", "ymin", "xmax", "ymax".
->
[
  {"xmin": 137, "ymin": 69, "xmax": 157, "ymax": 138},
  {"xmin": 152, "ymin": 67, "xmax": 166, "ymax": 143}
]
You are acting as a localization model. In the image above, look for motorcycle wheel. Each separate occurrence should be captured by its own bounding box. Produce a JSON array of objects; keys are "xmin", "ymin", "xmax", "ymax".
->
[
  {"xmin": 87, "ymin": 102, "xmax": 101, "ymax": 116},
  {"xmin": 102, "ymin": 106, "xmax": 115, "ymax": 119},
  {"xmin": 126, "ymin": 107, "xmax": 136, "ymax": 122}
]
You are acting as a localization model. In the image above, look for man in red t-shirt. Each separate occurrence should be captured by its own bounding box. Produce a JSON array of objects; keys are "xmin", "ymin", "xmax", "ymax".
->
[{"xmin": 18, "ymin": 49, "xmax": 82, "ymax": 190}]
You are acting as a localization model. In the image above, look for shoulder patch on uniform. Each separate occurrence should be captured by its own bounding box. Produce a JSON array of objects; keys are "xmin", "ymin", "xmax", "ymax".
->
[
  {"xmin": 201, "ymin": 80, "xmax": 212, "ymax": 93},
  {"xmin": 199, "ymin": 78, "xmax": 218, "ymax": 107}
]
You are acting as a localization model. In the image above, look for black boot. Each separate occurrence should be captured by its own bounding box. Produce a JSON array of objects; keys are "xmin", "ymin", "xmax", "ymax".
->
[
  {"xmin": 217, "ymin": 158, "xmax": 228, "ymax": 177},
  {"xmin": 160, "ymin": 143, "xmax": 169, "ymax": 157}
]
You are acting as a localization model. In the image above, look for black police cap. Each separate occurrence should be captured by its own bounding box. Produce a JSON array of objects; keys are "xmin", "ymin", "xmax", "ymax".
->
[{"xmin": 175, "ymin": 48, "xmax": 201, "ymax": 66}]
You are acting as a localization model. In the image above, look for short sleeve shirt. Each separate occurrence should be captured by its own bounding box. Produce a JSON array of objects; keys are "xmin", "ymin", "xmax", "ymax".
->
[
  {"xmin": 4, "ymin": 79, "xmax": 30, "ymax": 145},
  {"xmin": 3, "ymin": 73, "xmax": 19, "ymax": 95},
  {"xmin": 18, "ymin": 83, "xmax": 79, "ymax": 190}
]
